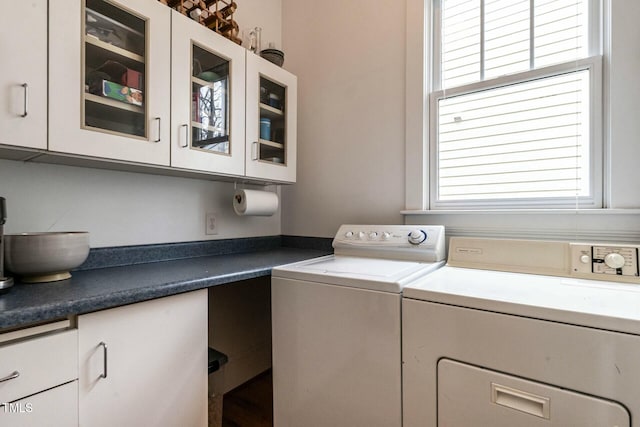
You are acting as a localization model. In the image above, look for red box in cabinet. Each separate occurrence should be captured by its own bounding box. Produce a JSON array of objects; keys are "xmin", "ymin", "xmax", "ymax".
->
[{"xmin": 122, "ymin": 69, "xmax": 143, "ymax": 90}]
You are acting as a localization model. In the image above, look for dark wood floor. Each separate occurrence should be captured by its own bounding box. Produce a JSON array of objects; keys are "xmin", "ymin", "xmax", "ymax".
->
[{"xmin": 222, "ymin": 370, "xmax": 273, "ymax": 427}]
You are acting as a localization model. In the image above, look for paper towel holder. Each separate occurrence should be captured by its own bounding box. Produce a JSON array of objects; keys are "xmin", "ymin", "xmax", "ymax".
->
[{"xmin": 233, "ymin": 181, "xmax": 278, "ymax": 194}]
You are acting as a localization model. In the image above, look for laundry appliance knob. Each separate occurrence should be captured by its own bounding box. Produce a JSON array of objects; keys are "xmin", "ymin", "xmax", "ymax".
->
[
  {"xmin": 604, "ymin": 252, "xmax": 625, "ymax": 269},
  {"xmin": 408, "ymin": 230, "xmax": 427, "ymax": 245}
]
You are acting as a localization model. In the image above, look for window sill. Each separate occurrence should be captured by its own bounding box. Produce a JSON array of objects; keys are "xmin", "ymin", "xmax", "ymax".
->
[{"xmin": 401, "ymin": 208, "xmax": 640, "ymax": 215}]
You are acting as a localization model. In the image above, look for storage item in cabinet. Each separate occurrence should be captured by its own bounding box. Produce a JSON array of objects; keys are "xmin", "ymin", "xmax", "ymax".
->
[
  {"xmin": 0, "ymin": 0, "xmax": 47, "ymax": 150},
  {"xmin": 49, "ymin": 0, "xmax": 170, "ymax": 165},
  {"xmin": 84, "ymin": 2, "xmax": 146, "ymax": 137},
  {"xmin": 246, "ymin": 53, "xmax": 297, "ymax": 182},
  {"xmin": 171, "ymin": 11, "xmax": 245, "ymax": 176}
]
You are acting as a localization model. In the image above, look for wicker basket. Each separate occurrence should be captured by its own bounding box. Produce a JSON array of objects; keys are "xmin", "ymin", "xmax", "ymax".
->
[{"xmin": 159, "ymin": 0, "xmax": 242, "ymax": 45}]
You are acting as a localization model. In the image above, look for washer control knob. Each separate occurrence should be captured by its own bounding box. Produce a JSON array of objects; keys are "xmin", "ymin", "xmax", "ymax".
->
[
  {"xmin": 382, "ymin": 232, "xmax": 392, "ymax": 240},
  {"xmin": 369, "ymin": 232, "xmax": 378, "ymax": 240},
  {"xmin": 604, "ymin": 252, "xmax": 625, "ymax": 269},
  {"xmin": 580, "ymin": 254, "xmax": 591, "ymax": 264},
  {"xmin": 357, "ymin": 231, "xmax": 366, "ymax": 240},
  {"xmin": 408, "ymin": 230, "xmax": 427, "ymax": 245},
  {"xmin": 345, "ymin": 231, "xmax": 354, "ymax": 238}
]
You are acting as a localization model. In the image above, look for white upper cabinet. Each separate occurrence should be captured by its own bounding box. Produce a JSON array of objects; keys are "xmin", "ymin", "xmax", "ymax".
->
[
  {"xmin": 0, "ymin": 0, "xmax": 47, "ymax": 150},
  {"xmin": 49, "ymin": 0, "xmax": 171, "ymax": 166},
  {"xmin": 245, "ymin": 53, "xmax": 297, "ymax": 183},
  {"xmin": 170, "ymin": 11, "xmax": 246, "ymax": 176}
]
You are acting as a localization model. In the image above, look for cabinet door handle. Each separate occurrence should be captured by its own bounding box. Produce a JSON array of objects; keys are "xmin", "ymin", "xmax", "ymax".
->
[
  {"xmin": 181, "ymin": 124, "xmax": 189, "ymax": 148},
  {"xmin": 154, "ymin": 117, "xmax": 161, "ymax": 143},
  {"xmin": 0, "ymin": 371, "xmax": 20, "ymax": 383},
  {"xmin": 99, "ymin": 341, "xmax": 108, "ymax": 379},
  {"xmin": 252, "ymin": 141, "xmax": 258, "ymax": 160},
  {"xmin": 21, "ymin": 83, "xmax": 28, "ymax": 118}
]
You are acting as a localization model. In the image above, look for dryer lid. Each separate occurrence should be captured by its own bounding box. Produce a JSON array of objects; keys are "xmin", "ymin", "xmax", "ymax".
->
[{"xmin": 404, "ymin": 265, "xmax": 640, "ymax": 334}]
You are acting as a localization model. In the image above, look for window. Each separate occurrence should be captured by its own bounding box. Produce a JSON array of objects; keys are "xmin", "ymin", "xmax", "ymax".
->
[{"xmin": 430, "ymin": 0, "xmax": 602, "ymax": 208}]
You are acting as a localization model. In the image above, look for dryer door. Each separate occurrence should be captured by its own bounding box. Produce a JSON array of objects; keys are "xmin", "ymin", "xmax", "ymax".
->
[{"xmin": 438, "ymin": 359, "xmax": 630, "ymax": 427}]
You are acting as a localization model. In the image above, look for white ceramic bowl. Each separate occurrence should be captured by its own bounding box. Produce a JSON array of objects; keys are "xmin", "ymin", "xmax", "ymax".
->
[{"xmin": 4, "ymin": 232, "xmax": 90, "ymax": 283}]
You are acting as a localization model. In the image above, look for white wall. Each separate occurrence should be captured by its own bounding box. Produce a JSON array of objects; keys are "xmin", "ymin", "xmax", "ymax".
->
[
  {"xmin": 607, "ymin": 0, "xmax": 640, "ymax": 208},
  {"xmin": 0, "ymin": 160, "xmax": 280, "ymax": 248},
  {"xmin": 280, "ymin": 0, "xmax": 406, "ymax": 237},
  {"xmin": 234, "ymin": 0, "xmax": 282, "ymax": 51}
]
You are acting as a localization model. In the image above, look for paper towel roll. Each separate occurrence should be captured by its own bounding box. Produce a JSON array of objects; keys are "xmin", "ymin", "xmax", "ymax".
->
[{"xmin": 233, "ymin": 189, "xmax": 279, "ymax": 216}]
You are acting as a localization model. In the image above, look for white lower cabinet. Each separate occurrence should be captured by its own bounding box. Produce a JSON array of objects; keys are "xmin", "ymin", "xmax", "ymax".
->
[
  {"xmin": 0, "ymin": 381, "xmax": 78, "ymax": 427},
  {"xmin": 78, "ymin": 289, "xmax": 208, "ymax": 427},
  {"xmin": 0, "ymin": 326, "xmax": 78, "ymax": 427}
]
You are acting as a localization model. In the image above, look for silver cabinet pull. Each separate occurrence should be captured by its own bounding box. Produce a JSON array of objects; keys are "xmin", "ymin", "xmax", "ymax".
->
[
  {"xmin": 252, "ymin": 141, "xmax": 258, "ymax": 160},
  {"xmin": 153, "ymin": 117, "xmax": 161, "ymax": 143},
  {"xmin": 0, "ymin": 371, "xmax": 20, "ymax": 383},
  {"xmin": 99, "ymin": 341, "xmax": 108, "ymax": 379},
  {"xmin": 181, "ymin": 124, "xmax": 189, "ymax": 148},
  {"xmin": 21, "ymin": 83, "xmax": 28, "ymax": 118}
]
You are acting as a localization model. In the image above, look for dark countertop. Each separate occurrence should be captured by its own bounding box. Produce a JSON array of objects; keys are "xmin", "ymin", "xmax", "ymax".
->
[{"xmin": 0, "ymin": 247, "xmax": 330, "ymax": 331}]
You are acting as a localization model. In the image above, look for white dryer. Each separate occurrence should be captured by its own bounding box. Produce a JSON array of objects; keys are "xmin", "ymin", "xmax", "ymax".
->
[
  {"xmin": 271, "ymin": 224, "xmax": 446, "ymax": 427},
  {"xmin": 403, "ymin": 237, "xmax": 640, "ymax": 427}
]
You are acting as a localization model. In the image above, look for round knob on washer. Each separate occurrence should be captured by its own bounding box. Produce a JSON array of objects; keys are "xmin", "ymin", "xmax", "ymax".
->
[
  {"xmin": 357, "ymin": 231, "xmax": 366, "ymax": 240},
  {"xmin": 580, "ymin": 254, "xmax": 591, "ymax": 264},
  {"xmin": 369, "ymin": 232, "xmax": 378, "ymax": 239},
  {"xmin": 345, "ymin": 231, "xmax": 354, "ymax": 238},
  {"xmin": 408, "ymin": 230, "xmax": 427, "ymax": 245},
  {"xmin": 604, "ymin": 252, "xmax": 625, "ymax": 269},
  {"xmin": 382, "ymin": 232, "xmax": 392, "ymax": 240}
]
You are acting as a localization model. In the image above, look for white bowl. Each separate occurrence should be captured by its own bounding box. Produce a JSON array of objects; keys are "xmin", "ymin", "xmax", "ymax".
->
[{"xmin": 5, "ymin": 232, "xmax": 90, "ymax": 283}]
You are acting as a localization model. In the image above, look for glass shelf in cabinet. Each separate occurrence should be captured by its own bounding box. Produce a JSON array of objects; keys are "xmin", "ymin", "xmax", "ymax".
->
[
  {"xmin": 259, "ymin": 103, "xmax": 283, "ymax": 119},
  {"xmin": 85, "ymin": 92, "xmax": 144, "ymax": 113}
]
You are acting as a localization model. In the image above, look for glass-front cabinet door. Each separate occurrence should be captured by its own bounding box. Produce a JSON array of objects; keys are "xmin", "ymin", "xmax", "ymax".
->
[
  {"xmin": 245, "ymin": 53, "xmax": 297, "ymax": 183},
  {"xmin": 170, "ymin": 11, "xmax": 245, "ymax": 176},
  {"xmin": 49, "ymin": 0, "xmax": 170, "ymax": 166}
]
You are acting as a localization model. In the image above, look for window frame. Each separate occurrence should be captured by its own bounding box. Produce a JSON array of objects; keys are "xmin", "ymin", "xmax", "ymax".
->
[
  {"xmin": 430, "ymin": 56, "xmax": 603, "ymax": 209},
  {"xmin": 422, "ymin": 0, "xmax": 604, "ymax": 210}
]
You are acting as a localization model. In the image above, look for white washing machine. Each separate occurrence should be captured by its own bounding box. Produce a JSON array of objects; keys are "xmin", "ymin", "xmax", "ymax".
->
[
  {"xmin": 271, "ymin": 224, "xmax": 446, "ymax": 427},
  {"xmin": 403, "ymin": 237, "xmax": 640, "ymax": 427}
]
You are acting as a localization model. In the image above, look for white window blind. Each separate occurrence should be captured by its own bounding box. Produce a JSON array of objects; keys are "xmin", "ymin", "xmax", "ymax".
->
[{"xmin": 432, "ymin": 0, "xmax": 600, "ymax": 208}]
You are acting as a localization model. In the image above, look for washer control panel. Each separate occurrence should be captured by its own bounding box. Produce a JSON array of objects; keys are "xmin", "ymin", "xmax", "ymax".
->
[
  {"xmin": 571, "ymin": 244, "xmax": 639, "ymax": 278},
  {"xmin": 333, "ymin": 225, "xmax": 446, "ymax": 262}
]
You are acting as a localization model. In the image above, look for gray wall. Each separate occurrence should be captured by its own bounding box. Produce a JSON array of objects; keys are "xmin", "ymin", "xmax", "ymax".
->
[
  {"xmin": 0, "ymin": 160, "xmax": 280, "ymax": 247},
  {"xmin": 280, "ymin": 0, "xmax": 406, "ymax": 238},
  {"xmin": 280, "ymin": 0, "xmax": 640, "ymax": 240}
]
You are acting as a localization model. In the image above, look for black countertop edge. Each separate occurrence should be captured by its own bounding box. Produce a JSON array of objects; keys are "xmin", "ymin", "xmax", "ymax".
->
[
  {"xmin": 3, "ymin": 269, "xmax": 271, "ymax": 329},
  {"xmin": 0, "ymin": 247, "xmax": 331, "ymax": 331}
]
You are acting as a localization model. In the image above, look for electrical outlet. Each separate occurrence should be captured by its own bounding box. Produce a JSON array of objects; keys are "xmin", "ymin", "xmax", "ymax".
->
[{"xmin": 205, "ymin": 212, "xmax": 218, "ymax": 235}]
